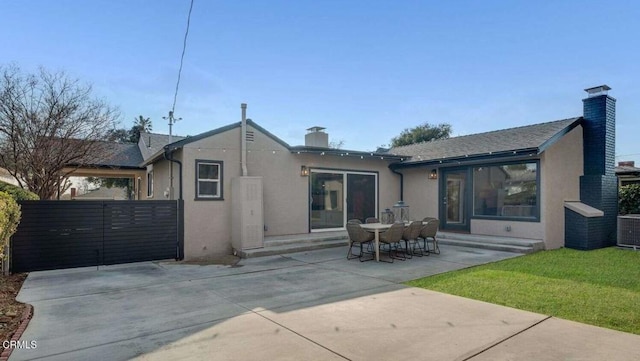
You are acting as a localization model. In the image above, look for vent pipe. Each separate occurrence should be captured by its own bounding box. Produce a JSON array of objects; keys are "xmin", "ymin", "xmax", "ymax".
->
[{"xmin": 241, "ymin": 103, "xmax": 248, "ymax": 176}]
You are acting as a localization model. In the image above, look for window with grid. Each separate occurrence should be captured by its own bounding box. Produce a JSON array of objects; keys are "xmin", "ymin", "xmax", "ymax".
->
[{"xmin": 196, "ymin": 160, "xmax": 223, "ymax": 199}]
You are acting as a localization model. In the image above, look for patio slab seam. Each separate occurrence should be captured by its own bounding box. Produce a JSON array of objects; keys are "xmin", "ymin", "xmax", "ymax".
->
[
  {"xmin": 207, "ymin": 284, "xmax": 355, "ymax": 361},
  {"xmin": 463, "ymin": 315, "xmax": 553, "ymax": 360}
]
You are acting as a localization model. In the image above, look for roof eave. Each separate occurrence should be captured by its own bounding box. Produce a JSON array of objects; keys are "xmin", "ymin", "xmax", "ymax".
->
[
  {"xmin": 391, "ymin": 148, "xmax": 540, "ymax": 169},
  {"xmin": 537, "ymin": 117, "xmax": 583, "ymax": 154},
  {"xmin": 290, "ymin": 146, "xmax": 406, "ymax": 161}
]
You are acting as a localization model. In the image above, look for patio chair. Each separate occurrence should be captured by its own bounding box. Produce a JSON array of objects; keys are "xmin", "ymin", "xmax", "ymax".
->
[
  {"xmin": 365, "ymin": 217, "xmax": 379, "ymax": 224},
  {"xmin": 347, "ymin": 218, "xmax": 362, "ymax": 224},
  {"xmin": 402, "ymin": 221, "xmax": 424, "ymax": 257},
  {"xmin": 346, "ymin": 222, "xmax": 375, "ymax": 261},
  {"xmin": 419, "ymin": 219, "xmax": 440, "ymax": 254},
  {"xmin": 378, "ymin": 223, "xmax": 405, "ymax": 263}
]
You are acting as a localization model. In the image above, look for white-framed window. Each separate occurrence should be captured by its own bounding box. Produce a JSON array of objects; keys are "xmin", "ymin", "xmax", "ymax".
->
[
  {"xmin": 146, "ymin": 171, "xmax": 154, "ymax": 197},
  {"xmin": 196, "ymin": 160, "xmax": 223, "ymax": 200}
]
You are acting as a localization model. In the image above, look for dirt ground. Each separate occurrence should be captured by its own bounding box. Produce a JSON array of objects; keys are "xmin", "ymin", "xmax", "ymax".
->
[{"xmin": 0, "ymin": 273, "xmax": 27, "ymax": 351}]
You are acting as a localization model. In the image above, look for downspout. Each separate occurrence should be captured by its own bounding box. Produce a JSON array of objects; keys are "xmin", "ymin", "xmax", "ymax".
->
[
  {"xmin": 164, "ymin": 146, "xmax": 183, "ymax": 260},
  {"xmin": 241, "ymin": 103, "xmax": 248, "ymax": 176},
  {"xmin": 389, "ymin": 164, "xmax": 404, "ymax": 201},
  {"xmin": 163, "ymin": 146, "xmax": 183, "ymax": 200}
]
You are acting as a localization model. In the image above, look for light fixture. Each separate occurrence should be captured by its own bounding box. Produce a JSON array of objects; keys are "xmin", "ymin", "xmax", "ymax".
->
[
  {"xmin": 428, "ymin": 169, "xmax": 438, "ymax": 180},
  {"xmin": 300, "ymin": 165, "xmax": 310, "ymax": 177}
]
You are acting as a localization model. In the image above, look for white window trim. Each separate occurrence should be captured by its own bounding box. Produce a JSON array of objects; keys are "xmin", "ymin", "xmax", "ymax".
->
[
  {"xmin": 196, "ymin": 160, "xmax": 223, "ymax": 200},
  {"xmin": 146, "ymin": 171, "xmax": 154, "ymax": 198}
]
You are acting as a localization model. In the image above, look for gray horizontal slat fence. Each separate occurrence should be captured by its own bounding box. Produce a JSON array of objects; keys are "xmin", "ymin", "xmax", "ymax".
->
[{"xmin": 11, "ymin": 200, "xmax": 182, "ymax": 273}]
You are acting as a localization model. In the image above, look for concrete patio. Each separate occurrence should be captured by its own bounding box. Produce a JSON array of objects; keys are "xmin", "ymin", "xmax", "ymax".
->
[{"xmin": 11, "ymin": 244, "xmax": 640, "ymax": 360}]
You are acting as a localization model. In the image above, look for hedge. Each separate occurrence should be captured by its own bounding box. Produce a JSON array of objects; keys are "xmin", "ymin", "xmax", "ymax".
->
[
  {"xmin": 619, "ymin": 184, "xmax": 640, "ymax": 215},
  {"xmin": 0, "ymin": 180, "xmax": 39, "ymax": 201},
  {"xmin": 0, "ymin": 191, "xmax": 21, "ymax": 260}
]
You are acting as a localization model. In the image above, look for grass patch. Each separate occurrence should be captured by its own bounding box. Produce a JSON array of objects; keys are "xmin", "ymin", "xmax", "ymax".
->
[{"xmin": 406, "ymin": 247, "xmax": 640, "ymax": 334}]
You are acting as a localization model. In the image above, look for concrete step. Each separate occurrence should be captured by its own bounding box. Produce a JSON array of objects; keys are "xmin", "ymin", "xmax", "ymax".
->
[
  {"xmin": 237, "ymin": 230, "xmax": 543, "ymax": 258},
  {"xmin": 437, "ymin": 232, "xmax": 544, "ymax": 254},
  {"xmin": 238, "ymin": 233, "xmax": 348, "ymax": 258}
]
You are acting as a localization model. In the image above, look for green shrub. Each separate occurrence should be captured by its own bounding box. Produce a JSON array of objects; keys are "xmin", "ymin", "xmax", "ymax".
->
[
  {"xmin": 0, "ymin": 191, "xmax": 21, "ymax": 260},
  {"xmin": 0, "ymin": 181, "xmax": 39, "ymax": 201},
  {"xmin": 619, "ymin": 184, "xmax": 640, "ymax": 215}
]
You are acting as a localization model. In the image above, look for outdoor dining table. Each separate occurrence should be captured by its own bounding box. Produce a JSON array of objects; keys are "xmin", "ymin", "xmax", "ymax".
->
[{"xmin": 359, "ymin": 222, "xmax": 392, "ymax": 262}]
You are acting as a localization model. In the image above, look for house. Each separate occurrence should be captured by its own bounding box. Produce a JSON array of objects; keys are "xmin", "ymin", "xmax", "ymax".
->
[
  {"xmin": 63, "ymin": 141, "xmax": 146, "ymax": 199},
  {"xmin": 72, "ymin": 85, "xmax": 616, "ymax": 259},
  {"xmin": 140, "ymin": 115, "xmax": 404, "ymax": 258},
  {"xmin": 615, "ymin": 161, "xmax": 640, "ymax": 186}
]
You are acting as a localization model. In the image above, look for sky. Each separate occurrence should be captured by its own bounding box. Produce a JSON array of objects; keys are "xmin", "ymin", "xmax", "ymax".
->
[{"xmin": 2, "ymin": 0, "xmax": 639, "ymax": 164}]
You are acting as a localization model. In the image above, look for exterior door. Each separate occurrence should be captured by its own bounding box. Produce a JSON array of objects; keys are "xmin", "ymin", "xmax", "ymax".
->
[
  {"xmin": 310, "ymin": 170, "xmax": 377, "ymax": 231},
  {"xmin": 310, "ymin": 172, "xmax": 345, "ymax": 230},
  {"xmin": 441, "ymin": 169, "xmax": 470, "ymax": 231}
]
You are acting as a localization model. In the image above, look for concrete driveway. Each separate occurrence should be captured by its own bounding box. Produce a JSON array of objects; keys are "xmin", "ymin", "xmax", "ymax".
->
[{"xmin": 12, "ymin": 245, "xmax": 640, "ymax": 360}]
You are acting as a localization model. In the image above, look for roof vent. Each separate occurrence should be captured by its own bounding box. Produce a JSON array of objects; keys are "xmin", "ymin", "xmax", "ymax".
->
[
  {"xmin": 584, "ymin": 85, "xmax": 611, "ymax": 97},
  {"xmin": 305, "ymin": 126, "xmax": 329, "ymax": 148}
]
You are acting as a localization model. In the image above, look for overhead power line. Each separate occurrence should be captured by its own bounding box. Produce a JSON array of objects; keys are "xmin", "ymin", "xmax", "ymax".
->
[{"xmin": 171, "ymin": 0, "xmax": 194, "ymax": 115}]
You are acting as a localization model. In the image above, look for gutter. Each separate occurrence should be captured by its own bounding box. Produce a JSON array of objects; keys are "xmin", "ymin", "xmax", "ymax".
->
[
  {"xmin": 389, "ymin": 166, "xmax": 404, "ymax": 201},
  {"xmin": 163, "ymin": 146, "xmax": 183, "ymax": 200},
  {"xmin": 163, "ymin": 146, "xmax": 184, "ymax": 261}
]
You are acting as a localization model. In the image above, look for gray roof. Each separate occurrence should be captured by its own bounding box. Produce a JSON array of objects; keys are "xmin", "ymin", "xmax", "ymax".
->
[
  {"xmin": 616, "ymin": 165, "xmax": 640, "ymax": 176},
  {"xmin": 76, "ymin": 141, "xmax": 144, "ymax": 169},
  {"xmin": 390, "ymin": 117, "xmax": 582, "ymax": 166},
  {"xmin": 139, "ymin": 132, "xmax": 187, "ymax": 161}
]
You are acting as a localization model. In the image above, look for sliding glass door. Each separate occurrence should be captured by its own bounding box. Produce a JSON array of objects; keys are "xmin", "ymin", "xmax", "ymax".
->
[{"xmin": 310, "ymin": 170, "xmax": 377, "ymax": 231}]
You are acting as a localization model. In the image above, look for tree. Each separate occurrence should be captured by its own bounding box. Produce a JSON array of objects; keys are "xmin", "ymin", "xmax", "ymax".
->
[
  {"xmin": 390, "ymin": 122, "xmax": 452, "ymax": 147},
  {"xmin": 329, "ymin": 139, "xmax": 345, "ymax": 149},
  {"xmin": 108, "ymin": 115, "xmax": 152, "ymax": 143},
  {"xmin": 619, "ymin": 184, "xmax": 640, "ymax": 215},
  {"xmin": 0, "ymin": 65, "xmax": 119, "ymax": 199},
  {"xmin": 130, "ymin": 115, "xmax": 152, "ymax": 143}
]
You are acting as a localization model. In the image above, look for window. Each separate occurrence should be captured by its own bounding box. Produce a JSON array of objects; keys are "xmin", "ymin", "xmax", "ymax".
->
[
  {"xmin": 196, "ymin": 160, "xmax": 223, "ymax": 200},
  {"xmin": 473, "ymin": 162, "xmax": 538, "ymax": 219},
  {"xmin": 146, "ymin": 171, "xmax": 153, "ymax": 197}
]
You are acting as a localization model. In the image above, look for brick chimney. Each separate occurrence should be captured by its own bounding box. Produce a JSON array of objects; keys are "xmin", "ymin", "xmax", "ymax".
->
[{"xmin": 580, "ymin": 84, "xmax": 617, "ymax": 246}]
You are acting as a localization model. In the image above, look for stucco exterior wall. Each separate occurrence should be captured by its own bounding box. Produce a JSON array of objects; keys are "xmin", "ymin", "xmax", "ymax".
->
[
  {"xmin": 470, "ymin": 219, "xmax": 544, "ymax": 239},
  {"xmin": 146, "ymin": 160, "xmax": 174, "ymax": 200},
  {"xmin": 401, "ymin": 168, "xmax": 439, "ymax": 220},
  {"xmin": 540, "ymin": 125, "xmax": 584, "ymax": 249},
  {"xmin": 179, "ymin": 128, "xmax": 242, "ymax": 258},
  {"xmin": 169, "ymin": 124, "xmax": 401, "ymax": 259}
]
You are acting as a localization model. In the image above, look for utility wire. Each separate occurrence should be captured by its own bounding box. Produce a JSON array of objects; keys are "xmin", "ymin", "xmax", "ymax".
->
[{"xmin": 171, "ymin": 0, "xmax": 195, "ymax": 114}]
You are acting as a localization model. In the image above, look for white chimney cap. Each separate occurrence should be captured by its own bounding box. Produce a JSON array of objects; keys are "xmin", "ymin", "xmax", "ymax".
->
[{"xmin": 584, "ymin": 85, "xmax": 611, "ymax": 97}]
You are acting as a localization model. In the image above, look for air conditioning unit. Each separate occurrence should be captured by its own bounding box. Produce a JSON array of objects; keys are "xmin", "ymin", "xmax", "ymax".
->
[{"xmin": 617, "ymin": 215, "xmax": 640, "ymax": 249}]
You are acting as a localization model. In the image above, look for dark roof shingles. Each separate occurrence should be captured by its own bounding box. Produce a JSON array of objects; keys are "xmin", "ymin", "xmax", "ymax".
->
[{"xmin": 390, "ymin": 117, "xmax": 581, "ymax": 163}]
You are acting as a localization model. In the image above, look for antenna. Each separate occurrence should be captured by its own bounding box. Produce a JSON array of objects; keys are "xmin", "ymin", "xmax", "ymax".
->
[{"xmin": 163, "ymin": 110, "xmax": 182, "ymax": 144}]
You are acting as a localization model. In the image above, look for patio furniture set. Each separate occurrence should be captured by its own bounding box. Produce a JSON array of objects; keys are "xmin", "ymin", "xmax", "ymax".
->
[{"xmin": 346, "ymin": 217, "xmax": 440, "ymax": 263}]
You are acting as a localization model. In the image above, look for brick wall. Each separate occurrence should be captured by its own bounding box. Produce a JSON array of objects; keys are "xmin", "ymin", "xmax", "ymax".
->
[{"xmin": 566, "ymin": 93, "xmax": 618, "ymax": 249}]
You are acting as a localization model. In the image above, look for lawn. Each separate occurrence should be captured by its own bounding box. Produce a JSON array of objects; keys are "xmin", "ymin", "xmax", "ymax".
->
[{"xmin": 406, "ymin": 247, "xmax": 640, "ymax": 335}]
